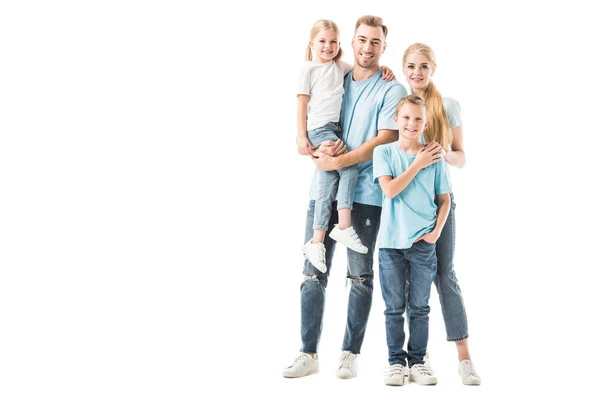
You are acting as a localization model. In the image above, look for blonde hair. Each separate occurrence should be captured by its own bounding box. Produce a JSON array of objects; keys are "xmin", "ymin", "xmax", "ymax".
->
[
  {"xmin": 402, "ymin": 43, "xmax": 451, "ymax": 149},
  {"xmin": 395, "ymin": 94, "xmax": 427, "ymax": 115},
  {"xmin": 354, "ymin": 15, "xmax": 388, "ymax": 38},
  {"xmin": 305, "ymin": 20, "xmax": 343, "ymax": 62}
]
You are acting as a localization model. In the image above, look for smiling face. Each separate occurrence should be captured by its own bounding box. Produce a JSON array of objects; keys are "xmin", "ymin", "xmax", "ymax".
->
[
  {"xmin": 395, "ymin": 102, "xmax": 429, "ymax": 141},
  {"xmin": 310, "ymin": 28, "xmax": 340, "ymax": 64},
  {"xmin": 351, "ymin": 24, "xmax": 386, "ymax": 69},
  {"xmin": 403, "ymin": 52, "xmax": 434, "ymax": 92}
]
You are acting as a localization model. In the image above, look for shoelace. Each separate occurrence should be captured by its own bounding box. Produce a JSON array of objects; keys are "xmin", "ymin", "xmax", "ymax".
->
[
  {"xmin": 412, "ymin": 364, "xmax": 434, "ymax": 376},
  {"xmin": 293, "ymin": 353, "xmax": 311, "ymax": 367},
  {"xmin": 462, "ymin": 361, "xmax": 476, "ymax": 376},
  {"xmin": 339, "ymin": 352, "xmax": 355, "ymax": 368},
  {"xmin": 384, "ymin": 364, "xmax": 404, "ymax": 376}
]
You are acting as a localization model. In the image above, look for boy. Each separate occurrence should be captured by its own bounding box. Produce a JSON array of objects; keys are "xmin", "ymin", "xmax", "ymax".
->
[{"xmin": 373, "ymin": 94, "xmax": 451, "ymax": 386}]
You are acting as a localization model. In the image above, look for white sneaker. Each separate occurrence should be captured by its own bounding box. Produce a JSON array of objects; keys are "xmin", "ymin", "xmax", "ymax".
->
[
  {"xmin": 409, "ymin": 363, "xmax": 438, "ymax": 385},
  {"xmin": 282, "ymin": 353, "xmax": 319, "ymax": 378},
  {"xmin": 329, "ymin": 225, "xmax": 368, "ymax": 254},
  {"xmin": 384, "ymin": 364, "xmax": 406, "ymax": 386},
  {"xmin": 458, "ymin": 359, "xmax": 481, "ymax": 385},
  {"xmin": 336, "ymin": 350, "xmax": 357, "ymax": 379},
  {"xmin": 302, "ymin": 240, "xmax": 327, "ymax": 272}
]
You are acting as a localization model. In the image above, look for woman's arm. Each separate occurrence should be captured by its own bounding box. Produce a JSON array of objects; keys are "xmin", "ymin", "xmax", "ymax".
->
[{"xmin": 444, "ymin": 125, "xmax": 466, "ymax": 168}]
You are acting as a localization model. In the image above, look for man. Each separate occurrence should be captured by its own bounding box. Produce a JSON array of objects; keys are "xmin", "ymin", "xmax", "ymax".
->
[{"xmin": 283, "ymin": 15, "xmax": 408, "ymax": 379}]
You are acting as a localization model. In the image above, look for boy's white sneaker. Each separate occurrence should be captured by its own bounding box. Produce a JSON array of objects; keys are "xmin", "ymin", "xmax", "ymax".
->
[
  {"xmin": 329, "ymin": 225, "xmax": 368, "ymax": 254},
  {"xmin": 302, "ymin": 240, "xmax": 327, "ymax": 272},
  {"xmin": 384, "ymin": 364, "xmax": 406, "ymax": 386},
  {"xmin": 458, "ymin": 359, "xmax": 481, "ymax": 385},
  {"xmin": 336, "ymin": 350, "xmax": 357, "ymax": 379},
  {"xmin": 409, "ymin": 363, "xmax": 438, "ymax": 385},
  {"xmin": 282, "ymin": 353, "xmax": 319, "ymax": 378}
]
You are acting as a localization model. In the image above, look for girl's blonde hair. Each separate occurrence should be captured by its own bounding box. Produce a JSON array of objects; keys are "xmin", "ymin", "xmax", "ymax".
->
[
  {"xmin": 402, "ymin": 43, "xmax": 451, "ymax": 149},
  {"xmin": 305, "ymin": 20, "xmax": 343, "ymax": 62}
]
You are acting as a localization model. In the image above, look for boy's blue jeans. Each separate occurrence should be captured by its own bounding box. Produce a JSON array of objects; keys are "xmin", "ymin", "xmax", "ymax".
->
[
  {"xmin": 379, "ymin": 240, "xmax": 437, "ymax": 366},
  {"xmin": 307, "ymin": 122, "xmax": 359, "ymax": 231},
  {"xmin": 300, "ymin": 200, "xmax": 381, "ymax": 354}
]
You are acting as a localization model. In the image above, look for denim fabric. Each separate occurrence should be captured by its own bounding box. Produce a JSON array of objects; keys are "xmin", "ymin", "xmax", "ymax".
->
[
  {"xmin": 379, "ymin": 240, "xmax": 437, "ymax": 366},
  {"xmin": 308, "ymin": 123, "xmax": 360, "ymax": 231},
  {"xmin": 433, "ymin": 193, "xmax": 469, "ymax": 341},
  {"xmin": 300, "ymin": 200, "xmax": 381, "ymax": 354}
]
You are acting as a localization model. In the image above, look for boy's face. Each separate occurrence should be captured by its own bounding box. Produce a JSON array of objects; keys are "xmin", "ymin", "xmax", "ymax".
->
[{"xmin": 394, "ymin": 103, "xmax": 429, "ymax": 140}]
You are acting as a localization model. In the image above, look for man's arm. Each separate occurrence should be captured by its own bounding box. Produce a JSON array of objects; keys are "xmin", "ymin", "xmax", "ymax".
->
[{"xmin": 313, "ymin": 129, "xmax": 398, "ymax": 171}]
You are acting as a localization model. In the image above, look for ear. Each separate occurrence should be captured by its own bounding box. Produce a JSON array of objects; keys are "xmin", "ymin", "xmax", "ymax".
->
[
  {"xmin": 394, "ymin": 114, "xmax": 398, "ymax": 126},
  {"xmin": 381, "ymin": 41, "xmax": 387, "ymax": 54}
]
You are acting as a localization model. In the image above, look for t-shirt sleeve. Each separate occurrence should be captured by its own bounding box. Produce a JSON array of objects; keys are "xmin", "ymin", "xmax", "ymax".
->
[
  {"xmin": 297, "ymin": 63, "xmax": 312, "ymax": 96},
  {"xmin": 445, "ymin": 98, "xmax": 462, "ymax": 128},
  {"xmin": 373, "ymin": 146, "xmax": 393, "ymax": 184},
  {"xmin": 434, "ymin": 159, "xmax": 451, "ymax": 195},
  {"xmin": 377, "ymin": 83, "xmax": 408, "ymax": 131},
  {"xmin": 340, "ymin": 61, "xmax": 354, "ymax": 74}
]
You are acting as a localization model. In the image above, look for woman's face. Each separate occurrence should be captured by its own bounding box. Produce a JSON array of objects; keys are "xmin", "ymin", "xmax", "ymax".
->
[{"xmin": 404, "ymin": 52, "xmax": 433, "ymax": 92}]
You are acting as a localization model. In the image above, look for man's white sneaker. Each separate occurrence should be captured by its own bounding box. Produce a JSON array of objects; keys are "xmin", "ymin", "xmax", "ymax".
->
[
  {"xmin": 282, "ymin": 353, "xmax": 319, "ymax": 378},
  {"xmin": 336, "ymin": 350, "xmax": 357, "ymax": 379},
  {"xmin": 458, "ymin": 359, "xmax": 481, "ymax": 385},
  {"xmin": 409, "ymin": 363, "xmax": 438, "ymax": 385},
  {"xmin": 384, "ymin": 364, "xmax": 406, "ymax": 386},
  {"xmin": 302, "ymin": 240, "xmax": 327, "ymax": 272},
  {"xmin": 329, "ymin": 225, "xmax": 368, "ymax": 254}
]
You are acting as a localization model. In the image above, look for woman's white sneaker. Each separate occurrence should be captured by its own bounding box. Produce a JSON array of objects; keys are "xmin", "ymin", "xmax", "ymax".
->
[
  {"xmin": 458, "ymin": 359, "xmax": 481, "ymax": 385},
  {"xmin": 336, "ymin": 351, "xmax": 357, "ymax": 379}
]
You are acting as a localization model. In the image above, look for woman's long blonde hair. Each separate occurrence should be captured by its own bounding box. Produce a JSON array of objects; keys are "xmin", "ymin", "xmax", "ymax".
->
[
  {"xmin": 403, "ymin": 43, "xmax": 451, "ymax": 149},
  {"xmin": 305, "ymin": 20, "xmax": 343, "ymax": 62}
]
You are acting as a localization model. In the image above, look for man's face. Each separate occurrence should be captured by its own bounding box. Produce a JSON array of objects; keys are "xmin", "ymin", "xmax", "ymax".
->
[{"xmin": 352, "ymin": 24, "xmax": 386, "ymax": 69}]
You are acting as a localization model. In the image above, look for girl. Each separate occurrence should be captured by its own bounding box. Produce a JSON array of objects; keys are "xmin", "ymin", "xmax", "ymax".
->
[
  {"xmin": 296, "ymin": 19, "xmax": 394, "ymax": 272},
  {"xmin": 402, "ymin": 43, "xmax": 481, "ymax": 385}
]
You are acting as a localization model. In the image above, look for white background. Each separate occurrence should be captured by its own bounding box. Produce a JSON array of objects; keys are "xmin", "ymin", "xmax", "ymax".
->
[{"xmin": 1, "ymin": 1, "xmax": 599, "ymax": 399}]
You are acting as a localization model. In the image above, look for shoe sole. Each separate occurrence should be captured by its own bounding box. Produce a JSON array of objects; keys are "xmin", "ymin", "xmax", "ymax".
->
[
  {"xmin": 409, "ymin": 376, "xmax": 438, "ymax": 385},
  {"xmin": 283, "ymin": 368, "xmax": 319, "ymax": 378}
]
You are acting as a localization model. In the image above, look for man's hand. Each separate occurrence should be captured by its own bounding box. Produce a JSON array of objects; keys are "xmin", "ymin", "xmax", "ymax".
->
[
  {"xmin": 312, "ymin": 150, "xmax": 337, "ymax": 171},
  {"xmin": 317, "ymin": 139, "xmax": 346, "ymax": 156}
]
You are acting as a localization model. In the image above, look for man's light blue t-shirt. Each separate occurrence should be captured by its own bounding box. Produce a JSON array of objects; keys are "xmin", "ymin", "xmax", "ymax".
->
[
  {"xmin": 373, "ymin": 143, "xmax": 451, "ymax": 249},
  {"xmin": 309, "ymin": 70, "xmax": 408, "ymax": 207}
]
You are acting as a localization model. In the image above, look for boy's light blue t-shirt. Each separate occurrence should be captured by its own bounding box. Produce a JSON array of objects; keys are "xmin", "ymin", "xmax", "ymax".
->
[
  {"xmin": 309, "ymin": 70, "xmax": 408, "ymax": 206},
  {"xmin": 373, "ymin": 143, "xmax": 451, "ymax": 249}
]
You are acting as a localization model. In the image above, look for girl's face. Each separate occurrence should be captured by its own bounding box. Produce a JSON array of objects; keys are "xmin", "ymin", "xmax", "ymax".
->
[
  {"xmin": 310, "ymin": 28, "xmax": 340, "ymax": 63},
  {"xmin": 395, "ymin": 103, "xmax": 429, "ymax": 140},
  {"xmin": 404, "ymin": 52, "xmax": 433, "ymax": 92}
]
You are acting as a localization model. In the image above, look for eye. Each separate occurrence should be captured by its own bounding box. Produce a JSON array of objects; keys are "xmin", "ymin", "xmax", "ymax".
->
[
  {"xmin": 407, "ymin": 65, "xmax": 414, "ymax": 69},
  {"xmin": 416, "ymin": 118, "xmax": 423, "ymax": 121},
  {"xmin": 319, "ymin": 39, "xmax": 325, "ymax": 43},
  {"xmin": 422, "ymin": 65, "xmax": 428, "ymax": 69}
]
